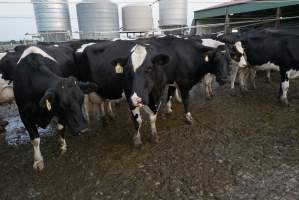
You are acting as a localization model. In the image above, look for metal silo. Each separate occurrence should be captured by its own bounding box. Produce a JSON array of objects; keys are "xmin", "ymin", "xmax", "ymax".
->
[
  {"xmin": 76, "ymin": 0, "xmax": 120, "ymax": 40},
  {"xmin": 159, "ymin": 0, "xmax": 187, "ymax": 34},
  {"xmin": 122, "ymin": 4, "xmax": 153, "ymax": 32},
  {"xmin": 32, "ymin": 0, "xmax": 72, "ymax": 42}
]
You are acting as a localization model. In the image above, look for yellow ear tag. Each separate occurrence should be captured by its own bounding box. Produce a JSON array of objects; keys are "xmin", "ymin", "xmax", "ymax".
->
[
  {"xmin": 115, "ymin": 63, "xmax": 124, "ymax": 74},
  {"xmin": 46, "ymin": 99, "xmax": 52, "ymax": 111},
  {"xmin": 204, "ymin": 55, "xmax": 209, "ymax": 62}
]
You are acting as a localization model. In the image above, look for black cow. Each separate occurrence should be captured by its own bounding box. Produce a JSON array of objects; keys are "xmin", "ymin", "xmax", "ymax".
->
[
  {"xmin": 127, "ymin": 36, "xmax": 228, "ymax": 146},
  {"xmin": 13, "ymin": 46, "xmax": 97, "ymax": 171}
]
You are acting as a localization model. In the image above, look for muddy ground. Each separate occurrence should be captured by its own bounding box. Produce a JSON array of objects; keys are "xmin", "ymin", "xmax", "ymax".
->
[{"xmin": 1, "ymin": 72, "xmax": 299, "ymax": 200}]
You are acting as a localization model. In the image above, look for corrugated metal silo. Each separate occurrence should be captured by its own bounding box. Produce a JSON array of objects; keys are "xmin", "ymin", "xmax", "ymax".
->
[
  {"xmin": 159, "ymin": 0, "xmax": 187, "ymax": 34},
  {"xmin": 76, "ymin": 0, "xmax": 120, "ymax": 40},
  {"xmin": 122, "ymin": 4, "xmax": 153, "ymax": 32},
  {"xmin": 32, "ymin": 0, "xmax": 72, "ymax": 42}
]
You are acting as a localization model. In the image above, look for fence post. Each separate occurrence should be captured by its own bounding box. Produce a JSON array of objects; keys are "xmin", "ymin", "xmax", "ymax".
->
[
  {"xmin": 224, "ymin": 7, "xmax": 230, "ymax": 34},
  {"xmin": 275, "ymin": 7, "xmax": 281, "ymax": 28}
]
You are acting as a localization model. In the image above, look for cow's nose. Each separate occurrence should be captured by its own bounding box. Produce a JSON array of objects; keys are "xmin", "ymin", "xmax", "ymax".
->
[{"xmin": 131, "ymin": 93, "xmax": 143, "ymax": 107}]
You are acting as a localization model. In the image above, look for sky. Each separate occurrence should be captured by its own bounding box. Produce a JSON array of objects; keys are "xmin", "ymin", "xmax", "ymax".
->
[{"xmin": 0, "ymin": 0, "xmax": 230, "ymax": 41}]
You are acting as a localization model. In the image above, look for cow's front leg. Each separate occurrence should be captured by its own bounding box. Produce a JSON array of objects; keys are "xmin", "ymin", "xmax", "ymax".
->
[
  {"xmin": 230, "ymin": 64, "xmax": 239, "ymax": 96},
  {"xmin": 20, "ymin": 111, "xmax": 44, "ymax": 171},
  {"xmin": 239, "ymin": 68, "xmax": 249, "ymax": 93},
  {"xmin": 166, "ymin": 86, "xmax": 176, "ymax": 114},
  {"xmin": 106, "ymin": 102, "xmax": 116, "ymax": 120},
  {"xmin": 280, "ymin": 72, "xmax": 289, "ymax": 106},
  {"xmin": 143, "ymin": 103, "xmax": 160, "ymax": 144},
  {"xmin": 249, "ymin": 68, "xmax": 257, "ymax": 90},
  {"xmin": 57, "ymin": 122, "xmax": 67, "ymax": 154},
  {"xmin": 266, "ymin": 70, "xmax": 271, "ymax": 83},
  {"xmin": 131, "ymin": 107, "xmax": 143, "ymax": 147}
]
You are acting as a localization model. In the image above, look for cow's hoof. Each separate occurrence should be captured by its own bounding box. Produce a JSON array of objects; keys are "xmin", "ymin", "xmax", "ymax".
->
[
  {"xmin": 60, "ymin": 147, "xmax": 67, "ymax": 155},
  {"xmin": 230, "ymin": 90, "xmax": 237, "ymax": 97},
  {"xmin": 165, "ymin": 108, "xmax": 173, "ymax": 115},
  {"xmin": 185, "ymin": 113, "xmax": 193, "ymax": 125},
  {"xmin": 205, "ymin": 96, "xmax": 213, "ymax": 100},
  {"xmin": 150, "ymin": 134, "xmax": 160, "ymax": 144},
  {"xmin": 240, "ymin": 88, "xmax": 249, "ymax": 95},
  {"xmin": 33, "ymin": 159, "xmax": 44, "ymax": 171},
  {"xmin": 265, "ymin": 79, "xmax": 271, "ymax": 84},
  {"xmin": 280, "ymin": 97, "xmax": 289, "ymax": 106},
  {"xmin": 133, "ymin": 136, "xmax": 142, "ymax": 148}
]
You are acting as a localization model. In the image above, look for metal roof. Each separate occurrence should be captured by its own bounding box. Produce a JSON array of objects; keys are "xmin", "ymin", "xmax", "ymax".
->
[{"xmin": 194, "ymin": 0, "xmax": 299, "ymax": 19}]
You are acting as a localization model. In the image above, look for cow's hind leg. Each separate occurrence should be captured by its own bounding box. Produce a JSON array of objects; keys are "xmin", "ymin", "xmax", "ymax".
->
[
  {"xmin": 106, "ymin": 102, "xmax": 116, "ymax": 120},
  {"xmin": 266, "ymin": 70, "xmax": 271, "ymax": 83},
  {"xmin": 178, "ymin": 87, "xmax": 193, "ymax": 124},
  {"xmin": 131, "ymin": 107, "xmax": 143, "ymax": 147},
  {"xmin": 230, "ymin": 64, "xmax": 239, "ymax": 96},
  {"xmin": 166, "ymin": 86, "xmax": 176, "ymax": 114}
]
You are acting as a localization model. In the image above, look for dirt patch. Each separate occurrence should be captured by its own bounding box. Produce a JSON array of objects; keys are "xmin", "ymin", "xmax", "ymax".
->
[{"xmin": 0, "ymin": 72, "xmax": 299, "ymax": 200}]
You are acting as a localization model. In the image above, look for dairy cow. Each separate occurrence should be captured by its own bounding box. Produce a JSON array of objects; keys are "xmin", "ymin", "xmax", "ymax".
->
[
  {"xmin": 12, "ymin": 46, "xmax": 97, "ymax": 171},
  {"xmin": 127, "ymin": 36, "xmax": 228, "ymax": 146}
]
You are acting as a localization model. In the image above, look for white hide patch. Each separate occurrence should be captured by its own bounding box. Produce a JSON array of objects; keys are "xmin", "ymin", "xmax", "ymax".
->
[
  {"xmin": 76, "ymin": 43, "xmax": 96, "ymax": 53},
  {"xmin": 201, "ymin": 39, "xmax": 225, "ymax": 48},
  {"xmin": 17, "ymin": 46, "xmax": 57, "ymax": 64},
  {"xmin": 235, "ymin": 41, "xmax": 244, "ymax": 54},
  {"xmin": 255, "ymin": 62, "xmax": 280, "ymax": 72},
  {"xmin": 0, "ymin": 52, "xmax": 7, "ymax": 60},
  {"xmin": 131, "ymin": 44, "xmax": 147, "ymax": 72},
  {"xmin": 287, "ymin": 69, "xmax": 299, "ymax": 79},
  {"xmin": 53, "ymin": 44, "xmax": 59, "ymax": 47}
]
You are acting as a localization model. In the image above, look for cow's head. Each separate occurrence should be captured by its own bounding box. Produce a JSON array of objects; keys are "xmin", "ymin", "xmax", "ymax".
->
[
  {"xmin": 203, "ymin": 49, "xmax": 229, "ymax": 86},
  {"xmin": 228, "ymin": 41, "xmax": 247, "ymax": 68},
  {"xmin": 39, "ymin": 77, "xmax": 97, "ymax": 135},
  {"xmin": 0, "ymin": 52, "xmax": 17, "ymax": 81},
  {"xmin": 127, "ymin": 44, "xmax": 169, "ymax": 107}
]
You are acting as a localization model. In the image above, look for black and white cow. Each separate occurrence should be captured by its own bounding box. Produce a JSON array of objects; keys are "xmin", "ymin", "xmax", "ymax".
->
[
  {"xmin": 223, "ymin": 29, "xmax": 299, "ymax": 104},
  {"xmin": 13, "ymin": 46, "xmax": 97, "ymax": 171},
  {"xmin": 127, "ymin": 36, "xmax": 228, "ymax": 146}
]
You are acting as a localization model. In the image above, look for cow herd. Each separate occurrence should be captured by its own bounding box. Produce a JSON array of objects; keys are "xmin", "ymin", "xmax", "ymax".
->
[{"xmin": 0, "ymin": 28, "xmax": 298, "ymax": 171}]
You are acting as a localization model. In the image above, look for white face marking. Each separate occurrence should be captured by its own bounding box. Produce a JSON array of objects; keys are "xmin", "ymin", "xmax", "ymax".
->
[
  {"xmin": 131, "ymin": 92, "xmax": 143, "ymax": 107},
  {"xmin": 238, "ymin": 56, "xmax": 247, "ymax": 68},
  {"xmin": 76, "ymin": 43, "xmax": 96, "ymax": 53},
  {"xmin": 0, "ymin": 52, "xmax": 7, "ymax": 61},
  {"xmin": 115, "ymin": 63, "xmax": 124, "ymax": 74},
  {"xmin": 204, "ymin": 55, "xmax": 209, "ymax": 62},
  {"xmin": 286, "ymin": 69, "xmax": 299, "ymax": 79},
  {"xmin": 254, "ymin": 61, "xmax": 280, "ymax": 71},
  {"xmin": 131, "ymin": 44, "xmax": 147, "ymax": 72},
  {"xmin": 17, "ymin": 46, "xmax": 57, "ymax": 64},
  {"xmin": 235, "ymin": 41, "xmax": 244, "ymax": 54},
  {"xmin": 281, "ymin": 80, "xmax": 289, "ymax": 99},
  {"xmin": 201, "ymin": 39, "xmax": 224, "ymax": 48}
]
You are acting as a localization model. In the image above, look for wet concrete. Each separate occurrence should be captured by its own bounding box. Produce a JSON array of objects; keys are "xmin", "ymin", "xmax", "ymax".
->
[{"xmin": 0, "ymin": 72, "xmax": 299, "ymax": 200}]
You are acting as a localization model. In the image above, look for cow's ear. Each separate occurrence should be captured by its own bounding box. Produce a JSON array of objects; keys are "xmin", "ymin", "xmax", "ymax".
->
[
  {"xmin": 151, "ymin": 54, "xmax": 169, "ymax": 66},
  {"xmin": 203, "ymin": 50, "xmax": 216, "ymax": 63},
  {"xmin": 39, "ymin": 89, "xmax": 55, "ymax": 111},
  {"xmin": 78, "ymin": 82, "xmax": 98, "ymax": 94}
]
